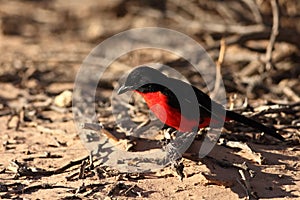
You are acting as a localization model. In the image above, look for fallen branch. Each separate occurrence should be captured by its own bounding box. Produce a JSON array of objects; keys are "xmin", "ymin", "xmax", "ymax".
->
[{"xmin": 8, "ymin": 156, "xmax": 89, "ymax": 177}]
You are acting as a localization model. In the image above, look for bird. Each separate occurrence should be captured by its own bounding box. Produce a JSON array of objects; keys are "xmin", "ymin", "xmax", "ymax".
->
[{"xmin": 117, "ymin": 66, "xmax": 284, "ymax": 141}]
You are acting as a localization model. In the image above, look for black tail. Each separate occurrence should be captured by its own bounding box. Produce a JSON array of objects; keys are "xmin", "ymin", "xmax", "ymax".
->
[{"xmin": 226, "ymin": 110, "xmax": 284, "ymax": 141}]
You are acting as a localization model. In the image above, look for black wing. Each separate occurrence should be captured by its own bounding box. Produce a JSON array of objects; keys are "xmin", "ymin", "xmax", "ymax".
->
[
  {"xmin": 162, "ymin": 77, "xmax": 284, "ymax": 140},
  {"xmin": 160, "ymin": 77, "xmax": 225, "ymax": 123}
]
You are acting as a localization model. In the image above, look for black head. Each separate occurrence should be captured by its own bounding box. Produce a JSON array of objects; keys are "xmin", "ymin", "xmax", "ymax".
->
[{"xmin": 117, "ymin": 66, "xmax": 167, "ymax": 94}]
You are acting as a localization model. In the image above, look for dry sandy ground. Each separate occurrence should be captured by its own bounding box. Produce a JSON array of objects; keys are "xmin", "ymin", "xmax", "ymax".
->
[
  {"xmin": 0, "ymin": 37, "xmax": 299, "ymax": 200},
  {"xmin": 0, "ymin": 1, "xmax": 299, "ymax": 199}
]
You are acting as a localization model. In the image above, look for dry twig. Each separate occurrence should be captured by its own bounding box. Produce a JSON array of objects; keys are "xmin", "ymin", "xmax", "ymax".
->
[
  {"xmin": 211, "ymin": 38, "xmax": 226, "ymax": 99},
  {"xmin": 82, "ymin": 122, "xmax": 119, "ymax": 143},
  {"xmin": 264, "ymin": 0, "xmax": 279, "ymax": 70},
  {"xmin": 242, "ymin": 0, "xmax": 263, "ymax": 23}
]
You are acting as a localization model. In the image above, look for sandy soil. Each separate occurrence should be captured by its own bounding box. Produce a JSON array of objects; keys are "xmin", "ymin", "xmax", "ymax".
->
[{"xmin": 0, "ymin": 1, "xmax": 299, "ymax": 199}]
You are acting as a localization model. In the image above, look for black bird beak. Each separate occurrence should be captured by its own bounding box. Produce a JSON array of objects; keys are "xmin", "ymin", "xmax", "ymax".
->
[{"xmin": 117, "ymin": 85, "xmax": 133, "ymax": 95}]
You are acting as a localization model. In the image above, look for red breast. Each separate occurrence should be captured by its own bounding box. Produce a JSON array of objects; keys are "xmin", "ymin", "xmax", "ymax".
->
[{"xmin": 135, "ymin": 91, "xmax": 200, "ymax": 132}]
